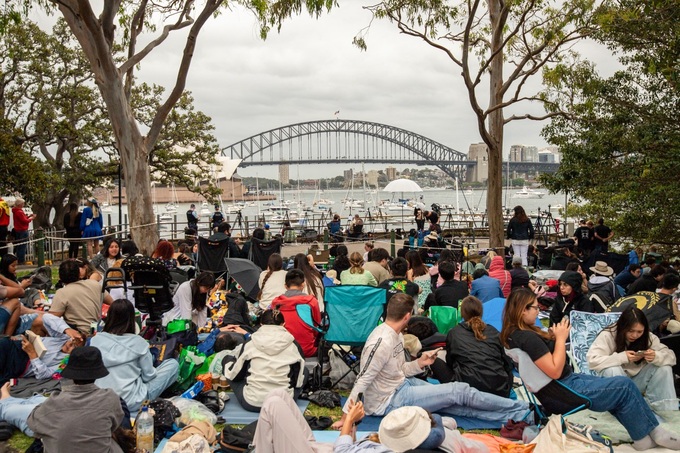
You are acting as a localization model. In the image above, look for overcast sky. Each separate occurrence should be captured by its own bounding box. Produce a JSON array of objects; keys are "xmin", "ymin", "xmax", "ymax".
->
[{"xmin": 33, "ymin": 2, "xmax": 618, "ymax": 180}]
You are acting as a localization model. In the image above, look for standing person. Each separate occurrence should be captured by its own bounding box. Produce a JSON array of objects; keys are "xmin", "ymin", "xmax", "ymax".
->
[
  {"xmin": 587, "ymin": 306, "xmax": 677, "ymax": 411},
  {"xmin": 0, "ymin": 197, "xmax": 10, "ymax": 256},
  {"xmin": 573, "ymin": 219, "xmax": 594, "ymax": 258},
  {"xmin": 211, "ymin": 205, "xmax": 224, "ymax": 232},
  {"xmin": 593, "ymin": 218, "xmax": 614, "ymax": 253},
  {"xmin": 11, "ymin": 198, "xmax": 35, "ymax": 264},
  {"xmin": 501, "ymin": 288, "xmax": 680, "ymax": 451},
  {"xmin": 91, "ymin": 299, "xmax": 179, "ymax": 412},
  {"xmin": 80, "ymin": 197, "xmax": 103, "ymax": 259},
  {"xmin": 63, "ymin": 203, "xmax": 83, "ymax": 259},
  {"xmin": 186, "ymin": 203, "xmax": 199, "ymax": 231},
  {"xmin": 506, "ymin": 205, "xmax": 534, "ymax": 266},
  {"xmin": 414, "ymin": 206, "xmax": 425, "ymax": 231}
]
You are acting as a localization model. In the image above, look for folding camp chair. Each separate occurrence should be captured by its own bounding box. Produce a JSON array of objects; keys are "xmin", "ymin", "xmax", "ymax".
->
[
  {"xmin": 196, "ymin": 236, "xmax": 230, "ymax": 278},
  {"xmin": 122, "ymin": 256, "xmax": 175, "ymax": 329},
  {"xmin": 506, "ymin": 348, "xmax": 591, "ymax": 425},
  {"xmin": 569, "ymin": 310, "xmax": 622, "ymax": 375},
  {"xmin": 428, "ymin": 306, "xmax": 459, "ymax": 333},
  {"xmin": 248, "ymin": 236, "xmax": 282, "ymax": 271},
  {"xmin": 314, "ymin": 285, "xmax": 387, "ymax": 388}
]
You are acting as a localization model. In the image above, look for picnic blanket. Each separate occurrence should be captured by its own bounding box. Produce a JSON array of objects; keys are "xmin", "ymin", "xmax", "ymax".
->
[{"xmin": 218, "ymin": 392, "xmax": 309, "ymax": 424}]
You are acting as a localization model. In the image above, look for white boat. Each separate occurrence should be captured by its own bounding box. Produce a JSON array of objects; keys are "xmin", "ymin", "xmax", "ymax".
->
[
  {"xmin": 159, "ymin": 212, "xmax": 173, "ymax": 221},
  {"xmin": 165, "ymin": 184, "xmax": 180, "ymax": 212},
  {"xmin": 463, "ymin": 189, "xmax": 473, "ymax": 196},
  {"xmin": 200, "ymin": 200, "xmax": 211, "ymax": 216},
  {"xmin": 512, "ymin": 186, "xmax": 545, "ymax": 199}
]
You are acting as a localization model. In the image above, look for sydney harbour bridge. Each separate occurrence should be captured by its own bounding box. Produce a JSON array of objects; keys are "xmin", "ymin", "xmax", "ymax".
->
[{"xmin": 221, "ymin": 119, "xmax": 559, "ymax": 180}]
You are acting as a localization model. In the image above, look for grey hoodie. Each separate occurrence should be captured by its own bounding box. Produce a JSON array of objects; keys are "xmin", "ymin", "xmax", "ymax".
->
[{"xmin": 224, "ymin": 324, "xmax": 305, "ymax": 407}]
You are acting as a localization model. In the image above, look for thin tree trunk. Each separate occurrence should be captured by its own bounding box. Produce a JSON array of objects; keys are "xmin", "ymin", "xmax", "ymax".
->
[{"xmin": 487, "ymin": 0, "xmax": 505, "ymax": 252}]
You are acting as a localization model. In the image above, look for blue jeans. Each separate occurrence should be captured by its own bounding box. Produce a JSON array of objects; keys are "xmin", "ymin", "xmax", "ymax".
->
[
  {"xmin": 14, "ymin": 230, "xmax": 29, "ymax": 263},
  {"xmin": 144, "ymin": 359, "xmax": 179, "ymax": 409},
  {"xmin": 0, "ymin": 395, "xmax": 46, "ymax": 436},
  {"xmin": 600, "ymin": 364, "xmax": 678, "ymax": 411},
  {"xmin": 384, "ymin": 377, "xmax": 529, "ymax": 424},
  {"xmin": 560, "ymin": 373, "xmax": 658, "ymax": 440}
]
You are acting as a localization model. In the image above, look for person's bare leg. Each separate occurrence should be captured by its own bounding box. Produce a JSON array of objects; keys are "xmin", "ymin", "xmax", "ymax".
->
[
  {"xmin": 29, "ymin": 313, "xmax": 46, "ymax": 337},
  {"xmin": 3, "ymin": 299, "xmax": 20, "ymax": 335},
  {"xmin": 1, "ymin": 382, "xmax": 10, "ymax": 400}
]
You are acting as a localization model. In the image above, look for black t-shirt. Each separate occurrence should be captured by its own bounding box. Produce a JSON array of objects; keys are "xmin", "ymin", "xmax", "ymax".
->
[
  {"xmin": 574, "ymin": 226, "xmax": 593, "ymax": 250},
  {"xmin": 379, "ymin": 278, "xmax": 420, "ymax": 304},
  {"xmin": 427, "ymin": 211, "xmax": 439, "ymax": 224},
  {"xmin": 506, "ymin": 329, "xmax": 571, "ymax": 380},
  {"xmin": 593, "ymin": 225, "xmax": 611, "ymax": 248}
]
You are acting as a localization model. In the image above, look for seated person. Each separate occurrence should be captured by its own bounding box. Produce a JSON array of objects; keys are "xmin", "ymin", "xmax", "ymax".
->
[
  {"xmin": 50, "ymin": 260, "xmax": 113, "ymax": 335},
  {"xmin": 587, "ymin": 306, "xmax": 677, "ymax": 411},
  {"xmin": 340, "ymin": 252, "xmax": 378, "ymax": 287},
  {"xmin": 0, "ymin": 282, "xmax": 24, "ymax": 335},
  {"xmin": 509, "ymin": 255, "xmax": 530, "ymax": 289},
  {"xmin": 379, "ymin": 257, "xmax": 420, "ymax": 305},
  {"xmin": 501, "ymin": 288, "xmax": 680, "ymax": 451},
  {"xmin": 488, "ymin": 255, "xmax": 512, "ymax": 298},
  {"xmin": 363, "ymin": 248, "xmax": 391, "ymax": 285},
  {"xmin": 162, "ymin": 271, "xmax": 216, "ymax": 329},
  {"xmin": 442, "ymin": 296, "xmax": 513, "ymax": 398},
  {"xmin": 271, "ymin": 269, "xmax": 321, "ymax": 357},
  {"xmin": 470, "ymin": 268, "xmax": 503, "ymax": 303},
  {"xmin": 151, "ymin": 240, "xmax": 178, "ymax": 270},
  {"xmin": 424, "ymin": 261, "xmax": 469, "ymax": 312},
  {"xmin": 331, "ymin": 293, "xmax": 529, "ymax": 431},
  {"xmin": 27, "ymin": 346, "xmax": 126, "ymax": 452},
  {"xmin": 550, "ymin": 246, "xmax": 580, "ymax": 271},
  {"xmin": 549, "ymin": 270, "xmax": 596, "ymax": 326},
  {"xmin": 91, "ymin": 299, "xmax": 179, "ymax": 412},
  {"xmin": 257, "ymin": 253, "xmax": 287, "ymax": 311},
  {"xmin": 628, "ymin": 265, "xmax": 665, "ymax": 295},
  {"xmin": 0, "ymin": 254, "xmax": 41, "ymax": 308},
  {"xmin": 327, "ymin": 214, "xmax": 342, "ymax": 236},
  {"xmin": 0, "ymin": 313, "xmax": 83, "ymax": 384},
  {"xmin": 222, "ymin": 309, "xmax": 305, "ymax": 412},
  {"xmin": 349, "ymin": 214, "xmax": 363, "ymax": 237},
  {"xmin": 615, "ymin": 263, "xmax": 642, "ymax": 295},
  {"xmin": 254, "ymin": 389, "xmax": 486, "ymax": 452}
]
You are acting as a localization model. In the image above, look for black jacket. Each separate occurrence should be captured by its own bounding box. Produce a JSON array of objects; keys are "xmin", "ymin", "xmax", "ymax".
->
[
  {"xmin": 445, "ymin": 322, "xmax": 513, "ymax": 397},
  {"xmin": 424, "ymin": 279, "xmax": 469, "ymax": 312},
  {"xmin": 549, "ymin": 292, "xmax": 595, "ymax": 326},
  {"xmin": 627, "ymin": 274, "xmax": 659, "ymax": 295},
  {"xmin": 507, "ymin": 218, "xmax": 534, "ymax": 240}
]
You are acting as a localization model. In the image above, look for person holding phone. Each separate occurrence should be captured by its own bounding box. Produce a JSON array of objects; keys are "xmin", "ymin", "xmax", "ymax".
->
[
  {"xmin": 587, "ymin": 306, "xmax": 677, "ymax": 411},
  {"xmin": 332, "ymin": 293, "xmax": 529, "ymax": 431}
]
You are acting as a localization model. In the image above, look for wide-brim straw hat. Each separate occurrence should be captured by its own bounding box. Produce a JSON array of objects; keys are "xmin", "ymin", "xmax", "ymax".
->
[{"xmin": 589, "ymin": 261, "xmax": 614, "ymax": 277}]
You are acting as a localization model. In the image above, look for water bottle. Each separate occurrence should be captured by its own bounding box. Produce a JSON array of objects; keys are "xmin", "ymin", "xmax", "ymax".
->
[{"xmin": 136, "ymin": 406, "xmax": 154, "ymax": 453}]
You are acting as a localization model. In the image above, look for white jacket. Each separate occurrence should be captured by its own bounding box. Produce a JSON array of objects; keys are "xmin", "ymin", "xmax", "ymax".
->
[
  {"xmin": 223, "ymin": 325, "xmax": 305, "ymax": 407},
  {"xmin": 344, "ymin": 323, "xmax": 423, "ymax": 416},
  {"xmin": 587, "ymin": 327, "xmax": 676, "ymax": 377}
]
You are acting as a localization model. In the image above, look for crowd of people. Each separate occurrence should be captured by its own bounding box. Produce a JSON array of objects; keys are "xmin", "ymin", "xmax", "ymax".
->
[{"xmin": 0, "ymin": 198, "xmax": 679, "ymax": 452}]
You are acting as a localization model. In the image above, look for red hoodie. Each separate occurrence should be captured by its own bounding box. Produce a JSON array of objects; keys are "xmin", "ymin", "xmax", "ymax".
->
[
  {"xmin": 271, "ymin": 291, "xmax": 321, "ymax": 357},
  {"xmin": 489, "ymin": 256, "xmax": 512, "ymax": 297}
]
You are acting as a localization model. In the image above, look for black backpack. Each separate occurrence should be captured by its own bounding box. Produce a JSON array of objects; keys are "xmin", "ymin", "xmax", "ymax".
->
[{"xmin": 219, "ymin": 421, "xmax": 257, "ymax": 452}]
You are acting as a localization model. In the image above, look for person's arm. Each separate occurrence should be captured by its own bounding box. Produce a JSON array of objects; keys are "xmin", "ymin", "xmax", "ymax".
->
[
  {"xmin": 0, "ymin": 274, "xmax": 20, "ymax": 288},
  {"xmin": 533, "ymin": 319, "xmax": 570, "ymax": 379},
  {"xmin": 647, "ymin": 334, "xmax": 677, "ymax": 367},
  {"xmin": 21, "ymin": 337, "xmax": 57, "ymax": 380},
  {"xmin": 2, "ymin": 285, "xmax": 24, "ymax": 298},
  {"xmin": 102, "ymin": 291, "xmax": 113, "ymax": 306},
  {"xmin": 177, "ymin": 284, "xmax": 193, "ymax": 320},
  {"xmin": 366, "ymin": 272, "xmax": 378, "ymax": 287},
  {"xmin": 586, "ymin": 331, "xmax": 629, "ymax": 372},
  {"xmin": 139, "ymin": 344, "xmax": 158, "ymax": 382},
  {"xmin": 506, "ymin": 220, "xmax": 513, "ymax": 239},
  {"xmin": 42, "ymin": 314, "xmax": 78, "ymax": 340},
  {"xmin": 528, "ymin": 220, "xmax": 535, "ymax": 239}
]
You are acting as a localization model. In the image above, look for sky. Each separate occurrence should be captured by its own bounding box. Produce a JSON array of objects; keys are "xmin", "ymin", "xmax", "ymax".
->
[{"xmin": 31, "ymin": 2, "xmax": 619, "ymax": 180}]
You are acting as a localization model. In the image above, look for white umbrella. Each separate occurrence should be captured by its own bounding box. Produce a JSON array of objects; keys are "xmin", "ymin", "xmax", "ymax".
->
[
  {"xmin": 383, "ymin": 179, "xmax": 423, "ymax": 232},
  {"xmin": 383, "ymin": 179, "xmax": 423, "ymax": 193}
]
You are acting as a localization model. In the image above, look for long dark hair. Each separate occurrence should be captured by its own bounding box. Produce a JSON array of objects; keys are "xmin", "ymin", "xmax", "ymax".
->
[
  {"xmin": 258, "ymin": 253, "xmax": 283, "ymax": 300},
  {"xmin": 102, "ymin": 238, "xmax": 123, "ymax": 259},
  {"xmin": 0, "ymin": 254, "xmax": 18, "ymax": 281},
  {"xmin": 67, "ymin": 202, "xmax": 79, "ymax": 228},
  {"xmin": 500, "ymin": 288, "xmax": 553, "ymax": 347},
  {"xmin": 191, "ymin": 272, "xmax": 215, "ymax": 311},
  {"xmin": 103, "ymin": 299, "xmax": 136, "ymax": 335},
  {"xmin": 512, "ymin": 205, "xmax": 529, "ymax": 223},
  {"xmin": 405, "ymin": 250, "xmax": 428, "ymax": 278},
  {"xmin": 293, "ymin": 253, "xmax": 323, "ymax": 297},
  {"xmin": 607, "ymin": 306, "xmax": 650, "ymax": 353}
]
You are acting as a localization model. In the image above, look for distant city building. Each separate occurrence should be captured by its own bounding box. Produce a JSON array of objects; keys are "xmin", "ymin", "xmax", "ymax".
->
[
  {"xmin": 367, "ymin": 170, "xmax": 379, "ymax": 187},
  {"xmin": 279, "ymin": 163, "xmax": 289, "ymax": 184},
  {"xmin": 540, "ymin": 146, "xmax": 561, "ymax": 163},
  {"xmin": 509, "ymin": 144, "xmax": 538, "ymax": 162},
  {"xmin": 343, "ymin": 169, "xmax": 354, "ymax": 188},
  {"xmin": 538, "ymin": 151, "xmax": 556, "ymax": 163},
  {"xmin": 386, "ymin": 166, "xmax": 397, "ymax": 181},
  {"xmin": 467, "ymin": 143, "xmax": 489, "ymax": 183}
]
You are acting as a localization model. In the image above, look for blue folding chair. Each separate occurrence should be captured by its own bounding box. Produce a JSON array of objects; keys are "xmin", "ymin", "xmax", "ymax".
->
[{"xmin": 306, "ymin": 285, "xmax": 386, "ymax": 388}]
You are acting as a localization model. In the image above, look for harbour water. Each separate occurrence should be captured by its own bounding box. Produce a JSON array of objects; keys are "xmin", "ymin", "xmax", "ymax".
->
[{"xmin": 101, "ymin": 187, "xmax": 570, "ymax": 236}]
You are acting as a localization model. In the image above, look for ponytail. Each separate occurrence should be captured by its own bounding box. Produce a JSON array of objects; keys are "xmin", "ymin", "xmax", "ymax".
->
[{"xmin": 467, "ymin": 317, "xmax": 487, "ymax": 341}]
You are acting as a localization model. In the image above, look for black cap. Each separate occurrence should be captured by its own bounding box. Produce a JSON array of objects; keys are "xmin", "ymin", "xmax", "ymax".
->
[{"xmin": 61, "ymin": 346, "xmax": 109, "ymax": 380}]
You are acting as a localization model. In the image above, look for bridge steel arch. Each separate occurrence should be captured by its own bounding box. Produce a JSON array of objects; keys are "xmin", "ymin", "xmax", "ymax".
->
[{"xmin": 221, "ymin": 119, "xmax": 472, "ymax": 180}]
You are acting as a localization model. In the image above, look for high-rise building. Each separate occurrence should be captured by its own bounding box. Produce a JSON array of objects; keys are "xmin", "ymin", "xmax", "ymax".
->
[
  {"xmin": 466, "ymin": 143, "xmax": 489, "ymax": 182},
  {"xmin": 386, "ymin": 166, "xmax": 397, "ymax": 181},
  {"xmin": 279, "ymin": 163, "xmax": 289, "ymax": 184}
]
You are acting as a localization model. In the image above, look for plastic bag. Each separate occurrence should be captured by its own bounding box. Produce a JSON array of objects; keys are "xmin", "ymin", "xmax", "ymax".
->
[{"xmin": 169, "ymin": 396, "xmax": 218, "ymax": 427}]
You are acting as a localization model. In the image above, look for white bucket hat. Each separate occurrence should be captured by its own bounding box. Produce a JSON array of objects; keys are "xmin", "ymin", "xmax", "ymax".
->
[
  {"xmin": 379, "ymin": 406, "xmax": 431, "ymax": 452},
  {"xmin": 589, "ymin": 261, "xmax": 614, "ymax": 277}
]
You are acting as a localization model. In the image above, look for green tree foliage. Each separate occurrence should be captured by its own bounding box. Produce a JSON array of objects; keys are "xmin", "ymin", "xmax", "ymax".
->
[
  {"xmin": 540, "ymin": 0, "xmax": 680, "ymax": 252},
  {"xmin": 359, "ymin": 0, "xmax": 597, "ymax": 250},
  {"xmin": 0, "ymin": 20, "xmax": 221, "ymax": 229}
]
